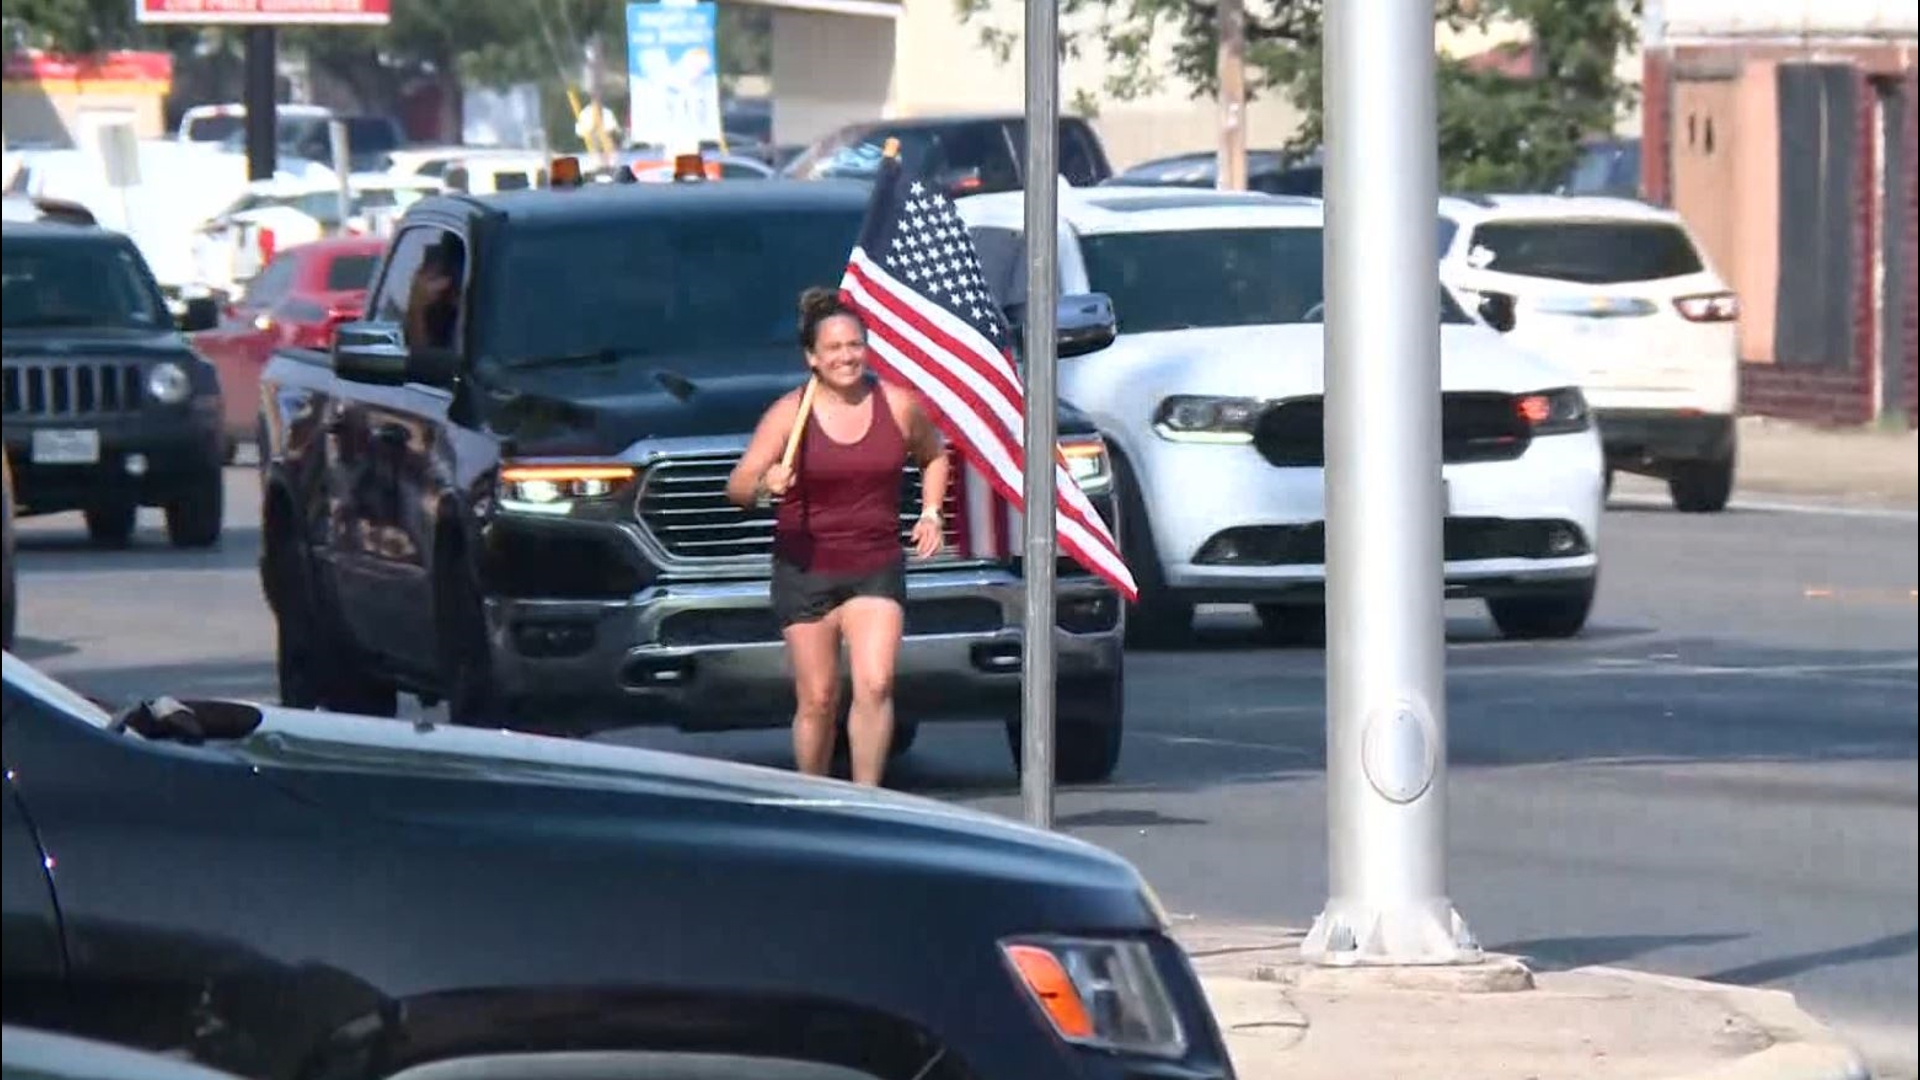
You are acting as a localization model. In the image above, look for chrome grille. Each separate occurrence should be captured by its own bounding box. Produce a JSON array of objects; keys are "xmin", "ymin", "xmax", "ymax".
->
[
  {"xmin": 635, "ymin": 452, "xmax": 964, "ymax": 563},
  {"xmin": 2, "ymin": 362, "xmax": 144, "ymax": 418}
]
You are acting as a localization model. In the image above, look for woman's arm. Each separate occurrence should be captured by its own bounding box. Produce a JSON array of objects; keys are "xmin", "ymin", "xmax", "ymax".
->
[{"xmin": 726, "ymin": 393, "xmax": 798, "ymax": 508}]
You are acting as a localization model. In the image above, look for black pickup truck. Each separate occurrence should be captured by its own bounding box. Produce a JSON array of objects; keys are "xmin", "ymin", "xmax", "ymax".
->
[{"xmin": 255, "ymin": 180, "xmax": 1129, "ymax": 781}]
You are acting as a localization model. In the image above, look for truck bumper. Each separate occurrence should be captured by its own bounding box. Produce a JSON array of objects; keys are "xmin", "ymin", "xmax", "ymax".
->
[
  {"xmin": 2, "ymin": 406, "xmax": 224, "ymax": 515},
  {"xmin": 484, "ymin": 565, "xmax": 1125, "ymax": 733}
]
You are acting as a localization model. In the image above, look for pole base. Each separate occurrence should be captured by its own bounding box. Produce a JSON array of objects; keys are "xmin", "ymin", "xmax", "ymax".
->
[{"xmin": 1299, "ymin": 898, "xmax": 1482, "ymax": 967}]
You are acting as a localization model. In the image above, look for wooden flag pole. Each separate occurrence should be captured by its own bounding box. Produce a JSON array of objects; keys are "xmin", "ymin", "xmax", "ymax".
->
[{"xmin": 785, "ymin": 135, "xmax": 902, "ymax": 472}]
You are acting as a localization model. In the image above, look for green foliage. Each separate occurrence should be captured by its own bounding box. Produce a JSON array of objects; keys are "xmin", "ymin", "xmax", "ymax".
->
[{"xmin": 953, "ymin": 0, "xmax": 1639, "ymax": 189}]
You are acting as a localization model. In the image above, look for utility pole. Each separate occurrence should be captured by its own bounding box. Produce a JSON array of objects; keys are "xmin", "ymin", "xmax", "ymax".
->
[
  {"xmin": 1300, "ymin": 0, "xmax": 1480, "ymax": 966},
  {"xmin": 243, "ymin": 26, "xmax": 278, "ymax": 182},
  {"xmin": 1216, "ymin": 0, "xmax": 1248, "ymax": 191},
  {"xmin": 1021, "ymin": 0, "xmax": 1062, "ymax": 830}
]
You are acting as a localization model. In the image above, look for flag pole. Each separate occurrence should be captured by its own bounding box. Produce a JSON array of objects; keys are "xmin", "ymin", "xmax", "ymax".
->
[{"xmin": 1021, "ymin": 0, "xmax": 1061, "ymax": 829}]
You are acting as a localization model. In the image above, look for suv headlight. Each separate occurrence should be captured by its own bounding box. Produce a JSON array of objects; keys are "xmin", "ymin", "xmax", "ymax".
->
[
  {"xmin": 1515, "ymin": 387, "xmax": 1590, "ymax": 435},
  {"xmin": 496, "ymin": 462, "xmax": 636, "ymax": 516},
  {"xmin": 1002, "ymin": 935, "xmax": 1187, "ymax": 1059},
  {"xmin": 146, "ymin": 362, "xmax": 191, "ymax": 404},
  {"xmin": 1152, "ymin": 395, "xmax": 1263, "ymax": 444},
  {"xmin": 1058, "ymin": 435, "xmax": 1112, "ymax": 495}
]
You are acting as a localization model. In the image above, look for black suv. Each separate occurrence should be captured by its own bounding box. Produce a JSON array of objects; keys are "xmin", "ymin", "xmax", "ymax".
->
[
  {"xmin": 1, "ymin": 221, "xmax": 225, "ymax": 548},
  {"xmin": 1, "ymin": 653, "xmax": 1235, "ymax": 1080},
  {"xmin": 256, "ymin": 181, "xmax": 1130, "ymax": 781},
  {"xmin": 782, "ymin": 114, "xmax": 1113, "ymax": 196}
]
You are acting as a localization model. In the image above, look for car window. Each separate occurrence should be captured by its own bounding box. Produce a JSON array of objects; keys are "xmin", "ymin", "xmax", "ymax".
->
[
  {"xmin": 242, "ymin": 255, "xmax": 300, "ymax": 309},
  {"xmin": 1080, "ymin": 226, "xmax": 1473, "ymax": 333},
  {"xmin": 968, "ymin": 226, "xmax": 1026, "ymax": 306},
  {"xmin": 0, "ymin": 240, "xmax": 170, "ymax": 331},
  {"xmin": 936, "ymin": 123, "xmax": 1018, "ymax": 191},
  {"xmin": 480, "ymin": 209, "xmax": 866, "ymax": 366},
  {"xmin": 1059, "ymin": 121, "xmax": 1106, "ymax": 185},
  {"xmin": 1465, "ymin": 219, "xmax": 1703, "ymax": 283},
  {"xmin": 781, "ymin": 125, "xmax": 940, "ymax": 181},
  {"xmin": 369, "ymin": 227, "xmax": 467, "ymax": 353},
  {"xmin": 324, "ymin": 252, "xmax": 381, "ymax": 292}
]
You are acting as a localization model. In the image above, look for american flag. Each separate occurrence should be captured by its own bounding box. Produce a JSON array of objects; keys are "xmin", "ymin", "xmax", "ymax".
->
[{"xmin": 837, "ymin": 154, "xmax": 1138, "ymax": 602}]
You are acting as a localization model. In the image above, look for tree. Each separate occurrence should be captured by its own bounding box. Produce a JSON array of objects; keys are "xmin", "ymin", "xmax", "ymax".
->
[{"xmin": 955, "ymin": 0, "xmax": 1639, "ymax": 190}]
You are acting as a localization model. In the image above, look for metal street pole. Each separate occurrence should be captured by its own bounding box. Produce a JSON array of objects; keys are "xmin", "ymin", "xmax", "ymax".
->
[
  {"xmin": 1020, "ymin": 0, "xmax": 1061, "ymax": 829},
  {"xmin": 1300, "ymin": 0, "xmax": 1480, "ymax": 966},
  {"xmin": 328, "ymin": 120, "xmax": 353, "ymax": 236},
  {"xmin": 1216, "ymin": 0, "xmax": 1248, "ymax": 191},
  {"xmin": 243, "ymin": 26, "xmax": 278, "ymax": 182}
]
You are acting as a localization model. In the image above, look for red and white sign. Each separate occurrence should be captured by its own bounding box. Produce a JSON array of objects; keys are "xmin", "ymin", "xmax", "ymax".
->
[{"xmin": 135, "ymin": 0, "xmax": 392, "ymax": 25}]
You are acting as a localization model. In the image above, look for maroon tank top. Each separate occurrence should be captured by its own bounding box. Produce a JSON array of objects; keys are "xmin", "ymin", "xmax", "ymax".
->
[{"xmin": 772, "ymin": 380, "xmax": 909, "ymax": 574}]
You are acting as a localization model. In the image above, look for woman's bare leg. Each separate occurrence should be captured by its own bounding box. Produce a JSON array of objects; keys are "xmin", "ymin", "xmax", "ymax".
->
[
  {"xmin": 783, "ymin": 611, "xmax": 843, "ymax": 776},
  {"xmin": 840, "ymin": 596, "xmax": 905, "ymax": 786}
]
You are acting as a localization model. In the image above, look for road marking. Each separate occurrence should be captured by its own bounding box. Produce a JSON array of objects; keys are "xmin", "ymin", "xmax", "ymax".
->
[
  {"xmin": 1610, "ymin": 493, "xmax": 1918, "ymax": 521},
  {"xmin": 1447, "ymin": 659, "xmax": 1918, "ymax": 681},
  {"xmin": 1802, "ymin": 586, "xmax": 1920, "ymax": 603},
  {"xmin": 1143, "ymin": 734, "xmax": 1315, "ymax": 758}
]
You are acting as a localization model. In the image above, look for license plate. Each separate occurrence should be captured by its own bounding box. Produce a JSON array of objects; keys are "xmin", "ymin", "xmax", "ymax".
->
[{"xmin": 31, "ymin": 428, "xmax": 101, "ymax": 465}]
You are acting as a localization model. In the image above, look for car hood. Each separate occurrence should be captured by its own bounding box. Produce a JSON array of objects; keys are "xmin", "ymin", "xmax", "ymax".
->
[
  {"xmin": 1086, "ymin": 323, "xmax": 1581, "ymax": 401},
  {"xmin": 1, "ymin": 325, "xmax": 196, "ymax": 361},
  {"xmin": 226, "ymin": 702, "xmax": 1147, "ymax": 897},
  {"xmin": 481, "ymin": 350, "xmax": 1102, "ymax": 457}
]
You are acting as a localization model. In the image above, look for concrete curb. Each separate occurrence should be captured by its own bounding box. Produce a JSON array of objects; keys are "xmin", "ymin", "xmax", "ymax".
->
[
  {"xmin": 1577, "ymin": 966, "xmax": 1873, "ymax": 1080},
  {"xmin": 1177, "ymin": 923, "xmax": 1874, "ymax": 1080}
]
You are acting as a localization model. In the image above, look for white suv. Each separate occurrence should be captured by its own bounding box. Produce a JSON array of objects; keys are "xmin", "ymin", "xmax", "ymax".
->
[
  {"xmin": 1437, "ymin": 195, "xmax": 1740, "ymax": 512},
  {"xmin": 955, "ymin": 186, "xmax": 1606, "ymax": 646}
]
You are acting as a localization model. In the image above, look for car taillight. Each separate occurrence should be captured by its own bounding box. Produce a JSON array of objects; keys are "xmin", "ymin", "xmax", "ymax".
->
[
  {"xmin": 1674, "ymin": 291, "xmax": 1737, "ymax": 322},
  {"xmin": 257, "ymin": 227, "xmax": 277, "ymax": 265}
]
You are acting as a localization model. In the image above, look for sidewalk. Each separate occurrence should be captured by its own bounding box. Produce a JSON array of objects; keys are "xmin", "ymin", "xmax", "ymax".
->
[
  {"xmin": 1179, "ymin": 923, "xmax": 1872, "ymax": 1080},
  {"xmin": 1730, "ymin": 416, "xmax": 1918, "ymax": 507}
]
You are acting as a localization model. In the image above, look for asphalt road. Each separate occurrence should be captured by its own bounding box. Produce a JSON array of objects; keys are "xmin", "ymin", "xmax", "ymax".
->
[{"xmin": 9, "ymin": 466, "xmax": 1916, "ymax": 1077}]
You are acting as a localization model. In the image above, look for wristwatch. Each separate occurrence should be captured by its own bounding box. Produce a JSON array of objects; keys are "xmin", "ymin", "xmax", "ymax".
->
[{"xmin": 918, "ymin": 506, "xmax": 942, "ymax": 525}]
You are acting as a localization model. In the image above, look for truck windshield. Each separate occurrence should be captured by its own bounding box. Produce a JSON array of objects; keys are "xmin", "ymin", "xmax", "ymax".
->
[
  {"xmin": 483, "ymin": 209, "xmax": 867, "ymax": 366},
  {"xmin": 0, "ymin": 240, "xmax": 170, "ymax": 331}
]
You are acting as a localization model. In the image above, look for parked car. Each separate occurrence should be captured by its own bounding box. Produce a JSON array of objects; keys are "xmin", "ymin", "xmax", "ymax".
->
[
  {"xmin": 1107, "ymin": 148, "xmax": 1323, "ymax": 197},
  {"xmin": 192, "ymin": 236, "xmax": 385, "ymax": 460},
  {"xmin": 1, "ymin": 221, "xmax": 224, "ymax": 548},
  {"xmin": 782, "ymin": 114, "xmax": 1113, "ymax": 196},
  {"xmin": 956, "ymin": 186, "xmax": 1606, "ymax": 645},
  {"xmin": 1437, "ymin": 194, "xmax": 1739, "ymax": 511},
  {"xmin": 255, "ymin": 180, "xmax": 1130, "ymax": 781},
  {"xmin": 0, "ymin": 652, "xmax": 1235, "ymax": 1080}
]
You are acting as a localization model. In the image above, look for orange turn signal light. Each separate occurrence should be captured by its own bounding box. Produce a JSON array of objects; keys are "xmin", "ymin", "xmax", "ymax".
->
[
  {"xmin": 550, "ymin": 155, "xmax": 582, "ymax": 187},
  {"xmin": 499, "ymin": 464, "xmax": 634, "ymax": 483},
  {"xmin": 1004, "ymin": 944, "xmax": 1094, "ymax": 1039}
]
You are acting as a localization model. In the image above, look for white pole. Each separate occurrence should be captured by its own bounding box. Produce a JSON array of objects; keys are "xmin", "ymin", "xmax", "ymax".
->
[
  {"xmin": 1020, "ymin": 0, "xmax": 1060, "ymax": 829},
  {"xmin": 1300, "ymin": 0, "xmax": 1480, "ymax": 966}
]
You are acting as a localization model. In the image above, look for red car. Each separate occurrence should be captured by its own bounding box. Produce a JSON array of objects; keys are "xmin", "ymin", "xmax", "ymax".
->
[{"xmin": 192, "ymin": 237, "xmax": 386, "ymax": 459}]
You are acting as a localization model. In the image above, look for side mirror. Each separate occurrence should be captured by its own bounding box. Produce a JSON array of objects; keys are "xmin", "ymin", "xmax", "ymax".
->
[
  {"xmin": 1002, "ymin": 292, "xmax": 1118, "ymax": 359},
  {"xmin": 177, "ymin": 296, "xmax": 220, "ymax": 333},
  {"xmin": 1477, "ymin": 292, "xmax": 1517, "ymax": 334},
  {"xmin": 332, "ymin": 322, "xmax": 459, "ymax": 387}
]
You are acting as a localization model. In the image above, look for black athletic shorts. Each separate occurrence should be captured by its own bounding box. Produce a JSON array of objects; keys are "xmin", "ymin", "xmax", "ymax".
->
[{"xmin": 771, "ymin": 554, "xmax": 908, "ymax": 628}]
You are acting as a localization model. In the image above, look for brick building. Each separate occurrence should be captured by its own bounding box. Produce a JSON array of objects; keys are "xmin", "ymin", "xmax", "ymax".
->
[{"xmin": 1640, "ymin": 0, "xmax": 1917, "ymax": 427}]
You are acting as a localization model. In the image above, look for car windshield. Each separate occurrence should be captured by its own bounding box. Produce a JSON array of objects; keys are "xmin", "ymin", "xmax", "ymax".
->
[
  {"xmin": 1466, "ymin": 219, "xmax": 1703, "ymax": 284},
  {"xmin": 481, "ymin": 209, "xmax": 867, "ymax": 365},
  {"xmin": 781, "ymin": 127, "xmax": 940, "ymax": 181},
  {"xmin": 218, "ymin": 186, "xmax": 435, "ymax": 227},
  {"xmin": 0, "ymin": 240, "xmax": 170, "ymax": 330},
  {"xmin": 1079, "ymin": 225, "xmax": 1472, "ymax": 334}
]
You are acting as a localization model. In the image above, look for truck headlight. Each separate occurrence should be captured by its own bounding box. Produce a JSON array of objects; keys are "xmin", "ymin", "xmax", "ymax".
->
[
  {"xmin": 1002, "ymin": 935, "xmax": 1187, "ymax": 1059},
  {"xmin": 1515, "ymin": 387, "xmax": 1590, "ymax": 435},
  {"xmin": 1058, "ymin": 435, "xmax": 1111, "ymax": 494},
  {"xmin": 497, "ymin": 462, "xmax": 636, "ymax": 516},
  {"xmin": 1152, "ymin": 395, "xmax": 1263, "ymax": 444},
  {"xmin": 146, "ymin": 362, "xmax": 191, "ymax": 404}
]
